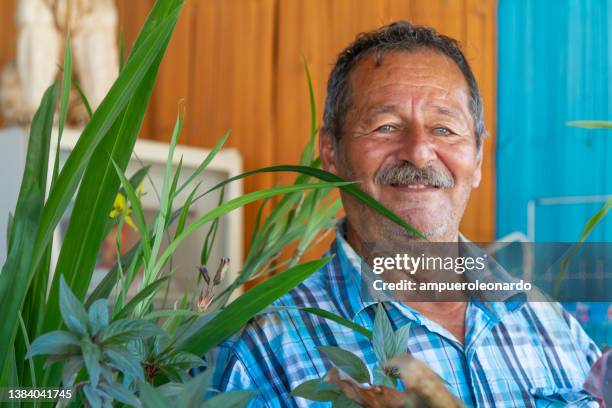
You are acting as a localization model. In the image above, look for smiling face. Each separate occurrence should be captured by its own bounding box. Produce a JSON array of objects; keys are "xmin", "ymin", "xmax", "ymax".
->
[{"xmin": 320, "ymin": 49, "xmax": 483, "ymax": 246}]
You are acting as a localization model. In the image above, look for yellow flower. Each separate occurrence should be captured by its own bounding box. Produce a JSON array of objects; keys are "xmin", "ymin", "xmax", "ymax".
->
[
  {"xmin": 136, "ymin": 181, "xmax": 145, "ymax": 198},
  {"xmin": 109, "ymin": 192, "xmax": 137, "ymax": 230}
]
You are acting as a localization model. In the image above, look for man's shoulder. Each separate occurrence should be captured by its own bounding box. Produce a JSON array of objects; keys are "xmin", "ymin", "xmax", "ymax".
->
[
  {"xmin": 222, "ymin": 256, "xmax": 341, "ymax": 351},
  {"xmin": 212, "ymin": 257, "xmax": 346, "ymax": 398}
]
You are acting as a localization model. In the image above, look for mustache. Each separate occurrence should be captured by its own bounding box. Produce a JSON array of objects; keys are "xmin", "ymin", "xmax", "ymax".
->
[{"xmin": 373, "ymin": 162, "xmax": 454, "ymax": 188}]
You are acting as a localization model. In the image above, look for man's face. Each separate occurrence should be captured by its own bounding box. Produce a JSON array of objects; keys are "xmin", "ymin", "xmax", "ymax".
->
[{"xmin": 321, "ymin": 49, "xmax": 483, "ymax": 243}]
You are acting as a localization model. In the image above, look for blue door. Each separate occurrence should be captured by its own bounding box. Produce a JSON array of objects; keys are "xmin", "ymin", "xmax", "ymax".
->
[{"xmin": 497, "ymin": 0, "xmax": 612, "ymax": 347}]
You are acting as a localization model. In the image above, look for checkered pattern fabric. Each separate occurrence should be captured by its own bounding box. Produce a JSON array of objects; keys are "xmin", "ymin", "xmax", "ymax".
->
[{"xmin": 211, "ymin": 223, "xmax": 601, "ymax": 407}]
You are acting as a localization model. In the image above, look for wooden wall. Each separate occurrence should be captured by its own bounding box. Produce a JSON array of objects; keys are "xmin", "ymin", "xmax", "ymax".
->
[{"xmin": 0, "ymin": 0, "xmax": 497, "ymax": 258}]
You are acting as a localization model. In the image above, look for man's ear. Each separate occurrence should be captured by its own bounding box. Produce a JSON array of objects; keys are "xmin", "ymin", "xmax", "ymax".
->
[
  {"xmin": 472, "ymin": 144, "xmax": 483, "ymax": 188},
  {"xmin": 319, "ymin": 129, "xmax": 339, "ymax": 175}
]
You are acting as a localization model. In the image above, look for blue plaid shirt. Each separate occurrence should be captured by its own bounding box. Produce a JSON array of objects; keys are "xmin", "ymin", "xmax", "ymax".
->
[{"xmin": 212, "ymin": 225, "xmax": 601, "ymax": 407}]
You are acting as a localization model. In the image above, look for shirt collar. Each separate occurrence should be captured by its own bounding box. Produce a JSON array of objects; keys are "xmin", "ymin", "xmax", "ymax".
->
[{"xmin": 332, "ymin": 218, "xmax": 527, "ymax": 322}]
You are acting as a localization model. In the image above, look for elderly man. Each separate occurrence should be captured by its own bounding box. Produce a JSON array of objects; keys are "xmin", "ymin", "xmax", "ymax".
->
[{"xmin": 213, "ymin": 22, "xmax": 600, "ymax": 407}]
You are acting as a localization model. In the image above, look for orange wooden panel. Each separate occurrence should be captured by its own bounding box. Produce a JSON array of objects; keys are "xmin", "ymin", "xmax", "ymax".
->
[
  {"xmin": 147, "ymin": 0, "xmax": 195, "ymax": 141},
  {"xmin": 185, "ymin": 0, "xmax": 276, "ymax": 254},
  {"xmin": 0, "ymin": 0, "xmax": 497, "ymax": 252},
  {"xmin": 274, "ymin": 0, "xmax": 390, "ymax": 185},
  {"xmin": 0, "ymin": 0, "xmax": 17, "ymax": 127},
  {"xmin": 460, "ymin": 0, "xmax": 497, "ymax": 241},
  {"xmin": 406, "ymin": 0, "xmax": 466, "ymax": 42}
]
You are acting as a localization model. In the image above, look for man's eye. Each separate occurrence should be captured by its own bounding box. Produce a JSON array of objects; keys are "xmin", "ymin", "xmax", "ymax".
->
[
  {"xmin": 433, "ymin": 127, "xmax": 452, "ymax": 136},
  {"xmin": 375, "ymin": 124, "xmax": 397, "ymax": 133}
]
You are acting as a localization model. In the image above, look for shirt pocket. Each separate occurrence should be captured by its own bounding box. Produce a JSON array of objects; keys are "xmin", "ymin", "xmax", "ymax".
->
[{"xmin": 529, "ymin": 386, "xmax": 599, "ymax": 407}]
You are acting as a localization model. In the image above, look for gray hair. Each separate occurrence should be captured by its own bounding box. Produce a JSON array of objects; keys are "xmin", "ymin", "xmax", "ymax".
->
[{"xmin": 322, "ymin": 21, "xmax": 486, "ymax": 149}]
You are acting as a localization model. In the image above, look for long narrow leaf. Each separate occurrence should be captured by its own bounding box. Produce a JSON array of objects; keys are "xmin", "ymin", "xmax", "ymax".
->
[
  {"xmin": 53, "ymin": 32, "xmax": 72, "ymax": 187},
  {"xmin": 0, "ymin": 83, "xmax": 58, "ymax": 375},
  {"xmin": 300, "ymin": 60, "xmax": 317, "ymax": 166},
  {"xmin": 114, "ymin": 277, "xmax": 169, "ymax": 320},
  {"xmin": 179, "ymin": 258, "xmax": 330, "ymax": 355},
  {"xmin": 145, "ymin": 112, "xmax": 184, "ymax": 290},
  {"xmin": 175, "ymin": 130, "xmax": 231, "ymax": 196},
  {"xmin": 151, "ymin": 182, "xmax": 352, "ymax": 283},
  {"xmin": 200, "ymin": 165, "xmax": 424, "ymax": 240},
  {"xmin": 35, "ymin": 4, "xmax": 182, "ymax": 278},
  {"xmin": 112, "ymin": 160, "xmax": 152, "ymax": 264},
  {"xmin": 566, "ymin": 120, "xmax": 612, "ymax": 129}
]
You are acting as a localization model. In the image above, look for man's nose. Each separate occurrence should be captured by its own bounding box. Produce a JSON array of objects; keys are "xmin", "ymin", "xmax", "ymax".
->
[{"xmin": 396, "ymin": 125, "xmax": 436, "ymax": 168}]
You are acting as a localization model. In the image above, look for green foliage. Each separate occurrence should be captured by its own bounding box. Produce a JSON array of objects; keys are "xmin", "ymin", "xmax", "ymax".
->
[
  {"xmin": 292, "ymin": 378, "xmax": 342, "ymax": 402},
  {"xmin": 554, "ymin": 120, "xmax": 612, "ymax": 295},
  {"xmin": 566, "ymin": 120, "xmax": 612, "ymax": 129},
  {"xmin": 372, "ymin": 304, "xmax": 411, "ymax": 365},
  {"xmin": 294, "ymin": 303, "xmax": 415, "ymax": 404},
  {"xmin": 26, "ymin": 276, "xmax": 198, "ymax": 406},
  {"xmin": 318, "ymin": 346, "xmax": 371, "ymax": 384}
]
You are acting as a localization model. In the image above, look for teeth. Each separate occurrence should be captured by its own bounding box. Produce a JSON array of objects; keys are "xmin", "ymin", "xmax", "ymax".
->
[{"xmin": 406, "ymin": 184, "xmax": 428, "ymax": 189}]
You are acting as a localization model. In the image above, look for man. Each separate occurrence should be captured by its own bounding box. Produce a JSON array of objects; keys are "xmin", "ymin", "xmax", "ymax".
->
[{"xmin": 213, "ymin": 22, "xmax": 600, "ymax": 407}]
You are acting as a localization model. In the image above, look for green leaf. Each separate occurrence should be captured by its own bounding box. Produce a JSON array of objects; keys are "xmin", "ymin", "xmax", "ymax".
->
[
  {"xmin": 143, "ymin": 309, "xmax": 199, "ymax": 320},
  {"xmin": 174, "ymin": 183, "xmax": 199, "ymax": 239},
  {"xmin": 139, "ymin": 381, "xmax": 172, "ymax": 408},
  {"xmin": 104, "ymin": 347, "xmax": 145, "ymax": 382},
  {"xmin": 18, "ymin": 312, "xmax": 37, "ymax": 386},
  {"xmin": 578, "ymin": 198, "xmax": 612, "ymax": 243},
  {"xmin": 175, "ymin": 129, "xmax": 231, "ymax": 196},
  {"xmin": 155, "ymin": 382, "xmax": 185, "ymax": 399},
  {"xmin": 267, "ymin": 306, "xmax": 371, "ymax": 339},
  {"xmin": 566, "ymin": 120, "xmax": 612, "ymax": 129},
  {"xmin": 0, "ymin": 82, "xmax": 57, "ymax": 372},
  {"xmin": 201, "ymin": 165, "xmax": 424, "ymax": 239},
  {"xmin": 71, "ymin": 75, "xmax": 93, "ymax": 118},
  {"xmin": 179, "ymin": 258, "xmax": 330, "ymax": 355},
  {"xmin": 112, "ymin": 159, "xmax": 152, "ymax": 265},
  {"xmin": 554, "ymin": 198, "xmax": 612, "ymax": 295},
  {"xmin": 153, "ymin": 183, "xmax": 351, "ymax": 281},
  {"xmin": 88, "ymin": 299, "xmax": 109, "ymax": 337},
  {"xmin": 372, "ymin": 303, "xmax": 394, "ymax": 364},
  {"xmin": 60, "ymin": 275, "xmax": 89, "ymax": 336},
  {"xmin": 53, "ymin": 31, "xmax": 72, "ymax": 187},
  {"xmin": 101, "ymin": 318, "xmax": 166, "ymax": 345},
  {"xmin": 81, "ymin": 338, "xmax": 102, "ymax": 387},
  {"xmin": 300, "ymin": 59, "xmax": 317, "ymax": 166},
  {"xmin": 114, "ymin": 276, "xmax": 170, "ymax": 320},
  {"xmin": 99, "ymin": 381, "xmax": 141, "ymax": 407},
  {"xmin": 177, "ymin": 371, "xmax": 212, "ymax": 408},
  {"xmin": 166, "ymin": 155, "xmax": 183, "ymax": 218},
  {"xmin": 291, "ymin": 379, "xmax": 341, "ymax": 402},
  {"xmin": 391, "ymin": 323, "xmax": 411, "ymax": 359},
  {"xmin": 145, "ymin": 112, "xmax": 184, "ymax": 290},
  {"xmin": 119, "ymin": 29, "xmax": 126, "ymax": 72},
  {"xmin": 26, "ymin": 331, "xmax": 80, "ymax": 358},
  {"xmin": 5, "ymin": 211, "xmax": 13, "ymax": 250},
  {"xmin": 83, "ymin": 383, "xmax": 103, "ymax": 408},
  {"xmin": 333, "ymin": 395, "xmax": 362, "ymax": 408},
  {"xmin": 200, "ymin": 188, "xmax": 224, "ymax": 265},
  {"xmin": 61, "ymin": 355, "xmax": 82, "ymax": 387},
  {"xmin": 203, "ymin": 390, "xmax": 257, "ymax": 408},
  {"xmin": 162, "ymin": 351, "xmax": 204, "ymax": 371},
  {"xmin": 317, "ymin": 346, "xmax": 370, "ymax": 384}
]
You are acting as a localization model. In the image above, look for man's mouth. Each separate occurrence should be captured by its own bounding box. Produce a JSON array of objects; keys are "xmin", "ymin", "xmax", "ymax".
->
[{"xmin": 390, "ymin": 182, "xmax": 440, "ymax": 190}]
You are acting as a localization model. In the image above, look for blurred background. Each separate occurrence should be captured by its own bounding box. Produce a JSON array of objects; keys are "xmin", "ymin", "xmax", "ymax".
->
[{"xmin": 0, "ymin": 0, "xmax": 610, "ymax": 344}]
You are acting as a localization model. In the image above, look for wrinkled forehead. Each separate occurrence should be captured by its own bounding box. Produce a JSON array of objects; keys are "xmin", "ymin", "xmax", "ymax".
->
[{"xmin": 346, "ymin": 48, "xmax": 471, "ymax": 110}]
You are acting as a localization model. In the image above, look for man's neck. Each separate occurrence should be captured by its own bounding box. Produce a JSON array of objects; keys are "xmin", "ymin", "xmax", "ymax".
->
[{"xmin": 345, "ymin": 221, "xmax": 467, "ymax": 343}]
